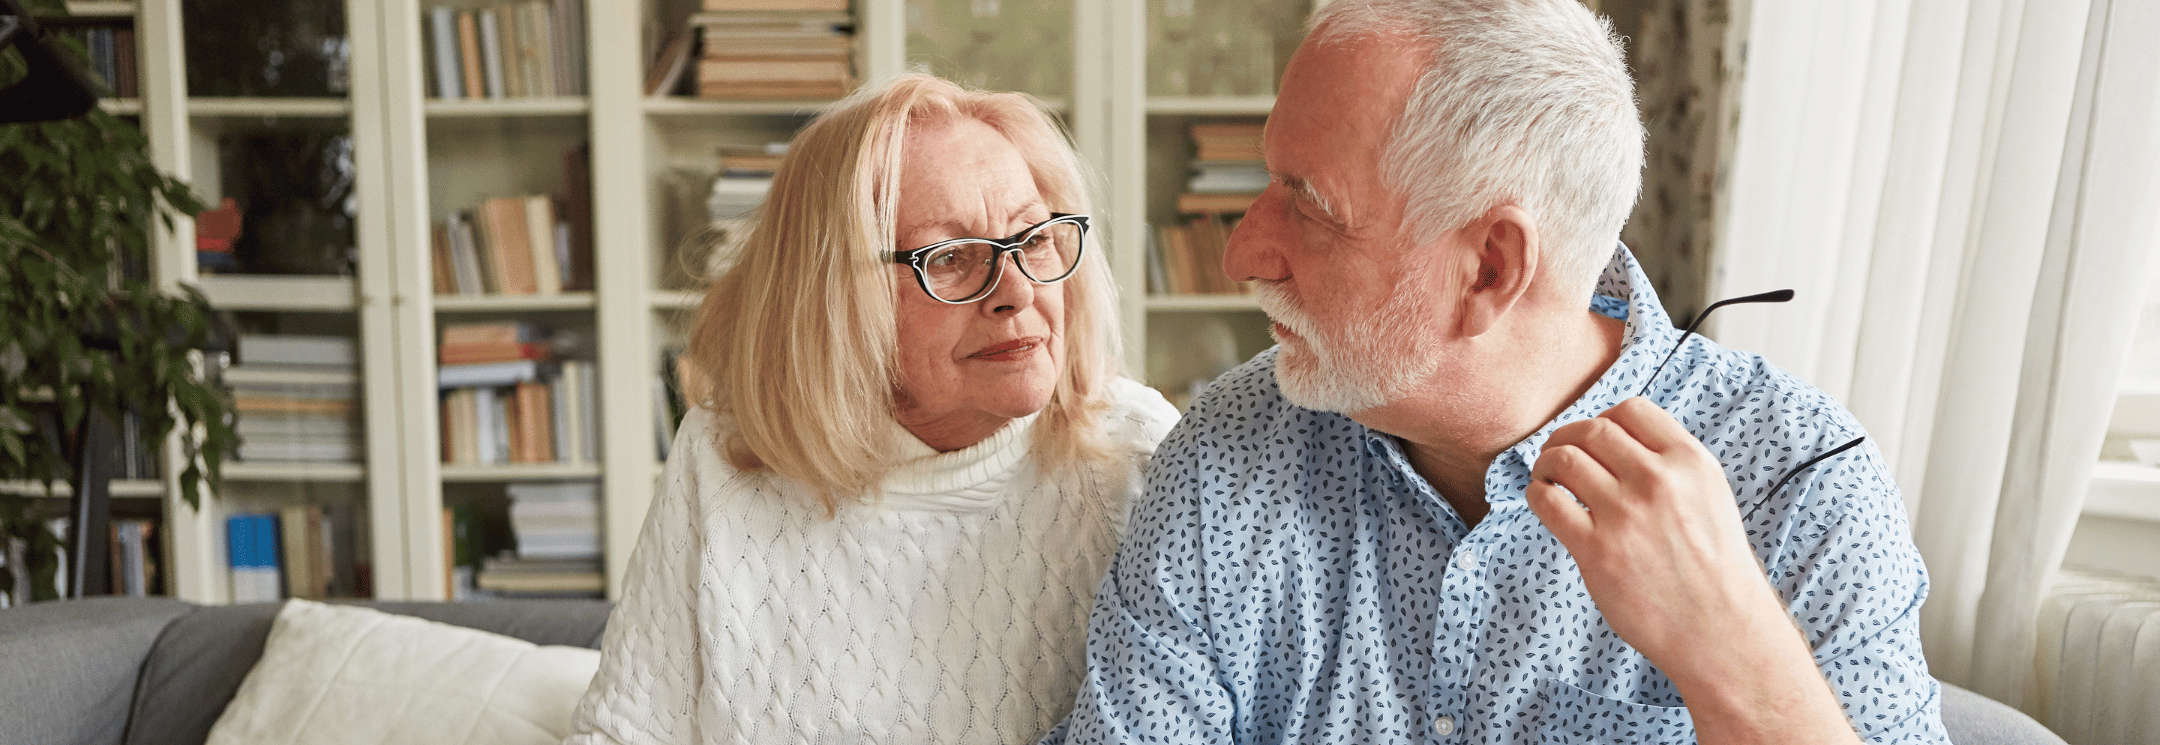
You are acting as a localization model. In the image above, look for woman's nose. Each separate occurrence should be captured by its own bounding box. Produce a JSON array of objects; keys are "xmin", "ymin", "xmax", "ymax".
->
[{"xmin": 981, "ymin": 250, "xmax": 1035, "ymax": 314}]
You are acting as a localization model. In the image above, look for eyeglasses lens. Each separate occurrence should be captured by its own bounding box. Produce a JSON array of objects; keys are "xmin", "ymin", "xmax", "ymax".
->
[{"xmin": 921, "ymin": 221, "xmax": 1083, "ymax": 302}]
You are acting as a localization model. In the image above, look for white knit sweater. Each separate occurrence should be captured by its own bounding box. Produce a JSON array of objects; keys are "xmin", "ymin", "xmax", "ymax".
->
[{"xmin": 565, "ymin": 378, "xmax": 1177, "ymax": 745}]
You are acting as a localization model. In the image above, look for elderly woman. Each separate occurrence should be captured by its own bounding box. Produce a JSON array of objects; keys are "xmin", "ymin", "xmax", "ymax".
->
[{"xmin": 564, "ymin": 74, "xmax": 1178, "ymax": 744}]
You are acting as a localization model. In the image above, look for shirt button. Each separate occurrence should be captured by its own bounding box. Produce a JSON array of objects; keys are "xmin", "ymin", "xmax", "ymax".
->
[
  {"xmin": 1455, "ymin": 551, "xmax": 1478, "ymax": 571},
  {"xmin": 1433, "ymin": 715, "xmax": 1456, "ymax": 735}
]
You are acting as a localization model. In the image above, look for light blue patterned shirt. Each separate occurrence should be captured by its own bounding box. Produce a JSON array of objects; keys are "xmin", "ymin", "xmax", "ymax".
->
[{"xmin": 1047, "ymin": 247, "xmax": 1947, "ymax": 744}]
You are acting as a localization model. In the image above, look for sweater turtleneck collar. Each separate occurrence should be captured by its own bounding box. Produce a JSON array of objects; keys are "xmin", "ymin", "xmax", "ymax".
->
[{"xmin": 879, "ymin": 412, "xmax": 1039, "ymax": 512}]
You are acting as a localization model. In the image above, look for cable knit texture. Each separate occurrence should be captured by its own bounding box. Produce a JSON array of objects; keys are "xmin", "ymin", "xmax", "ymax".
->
[{"xmin": 566, "ymin": 378, "xmax": 1177, "ymax": 745}]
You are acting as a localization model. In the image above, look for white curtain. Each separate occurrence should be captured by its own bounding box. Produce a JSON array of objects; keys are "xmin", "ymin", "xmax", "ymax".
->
[{"xmin": 1704, "ymin": 0, "xmax": 2160, "ymax": 714}]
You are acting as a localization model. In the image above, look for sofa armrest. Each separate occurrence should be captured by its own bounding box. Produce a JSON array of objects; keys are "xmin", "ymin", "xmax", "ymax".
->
[
  {"xmin": 1941, "ymin": 681, "xmax": 2067, "ymax": 745},
  {"xmin": 0, "ymin": 596, "xmax": 193, "ymax": 745}
]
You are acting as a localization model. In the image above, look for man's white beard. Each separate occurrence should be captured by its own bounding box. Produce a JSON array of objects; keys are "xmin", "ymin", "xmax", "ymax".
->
[{"xmin": 1254, "ymin": 282, "xmax": 1434, "ymax": 413}]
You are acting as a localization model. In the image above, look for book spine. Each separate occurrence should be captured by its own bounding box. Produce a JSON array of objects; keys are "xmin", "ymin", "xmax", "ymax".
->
[
  {"xmin": 527, "ymin": 2, "xmax": 557, "ymax": 97},
  {"xmin": 475, "ymin": 387, "xmax": 502, "ymax": 464},
  {"xmin": 553, "ymin": 362, "xmax": 579, "ymax": 464},
  {"xmin": 458, "ymin": 10, "xmax": 486, "ymax": 99},
  {"xmin": 430, "ymin": 222, "xmax": 458, "ymax": 294},
  {"xmin": 449, "ymin": 212, "xmax": 488, "ymax": 294},
  {"xmin": 479, "ymin": 8, "xmax": 507, "ymax": 99},
  {"xmin": 523, "ymin": 194, "xmax": 563, "ymax": 294},
  {"xmin": 482, "ymin": 197, "xmax": 539, "ymax": 294},
  {"xmin": 429, "ymin": 6, "xmax": 464, "ymax": 99}
]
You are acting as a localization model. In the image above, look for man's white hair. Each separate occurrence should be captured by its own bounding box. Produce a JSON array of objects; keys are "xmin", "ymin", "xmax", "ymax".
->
[{"xmin": 1308, "ymin": 0, "xmax": 1644, "ymax": 300}]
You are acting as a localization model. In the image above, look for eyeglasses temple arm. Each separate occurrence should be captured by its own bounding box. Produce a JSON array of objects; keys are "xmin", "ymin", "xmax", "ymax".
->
[{"xmin": 1637, "ymin": 288, "xmax": 1796, "ymax": 398}]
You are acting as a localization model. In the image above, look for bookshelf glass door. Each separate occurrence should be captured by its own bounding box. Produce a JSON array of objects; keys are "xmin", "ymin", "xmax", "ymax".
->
[
  {"xmin": 1137, "ymin": 0, "xmax": 1310, "ymax": 407},
  {"xmin": 178, "ymin": 0, "xmax": 386, "ymax": 601},
  {"xmin": 905, "ymin": 0, "xmax": 1074, "ymax": 102}
]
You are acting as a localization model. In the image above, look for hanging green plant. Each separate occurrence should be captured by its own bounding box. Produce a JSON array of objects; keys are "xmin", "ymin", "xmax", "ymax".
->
[{"xmin": 0, "ymin": 0, "xmax": 238, "ymax": 603}]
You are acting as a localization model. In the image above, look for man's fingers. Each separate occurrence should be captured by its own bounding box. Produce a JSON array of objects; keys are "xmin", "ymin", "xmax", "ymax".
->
[
  {"xmin": 1526, "ymin": 478, "xmax": 1593, "ymax": 545},
  {"xmin": 1601, "ymin": 397, "xmax": 1701, "ymax": 455},
  {"xmin": 1530, "ymin": 442, "xmax": 1620, "ymax": 509}
]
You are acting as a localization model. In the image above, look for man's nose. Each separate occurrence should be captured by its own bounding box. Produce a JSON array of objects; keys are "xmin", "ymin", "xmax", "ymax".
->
[{"xmin": 1223, "ymin": 187, "xmax": 1290, "ymax": 283}]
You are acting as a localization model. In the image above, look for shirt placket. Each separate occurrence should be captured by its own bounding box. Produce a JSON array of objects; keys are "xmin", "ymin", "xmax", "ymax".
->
[{"xmin": 1371, "ymin": 432, "xmax": 1485, "ymax": 741}]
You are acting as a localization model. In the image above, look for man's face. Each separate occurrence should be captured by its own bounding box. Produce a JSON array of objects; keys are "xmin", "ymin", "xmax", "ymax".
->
[{"xmin": 1224, "ymin": 35, "xmax": 1451, "ymax": 413}]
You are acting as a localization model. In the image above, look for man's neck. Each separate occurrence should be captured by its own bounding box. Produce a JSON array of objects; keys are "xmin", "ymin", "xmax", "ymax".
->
[{"xmin": 1351, "ymin": 308, "xmax": 1627, "ymax": 526}]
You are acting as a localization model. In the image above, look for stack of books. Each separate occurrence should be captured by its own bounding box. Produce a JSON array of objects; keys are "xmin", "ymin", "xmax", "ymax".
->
[
  {"xmin": 438, "ymin": 322, "xmax": 598, "ymax": 466},
  {"xmin": 68, "ymin": 22, "xmax": 138, "ymax": 99},
  {"xmin": 430, "ymin": 192, "xmax": 592, "ymax": 296},
  {"xmin": 1178, "ymin": 122, "xmax": 1266, "ymax": 213},
  {"xmin": 1150, "ymin": 122, "xmax": 1265, "ymax": 296},
  {"xmin": 422, "ymin": 0, "xmax": 587, "ymax": 99},
  {"xmin": 711, "ymin": 143, "xmax": 783, "ymax": 219},
  {"xmin": 229, "ymin": 334, "xmax": 363, "ymax": 464},
  {"xmin": 225, "ymin": 504, "xmax": 364, "ymax": 603},
  {"xmin": 691, "ymin": 0, "xmax": 855, "ymax": 100},
  {"xmin": 109, "ymin": 518, "xmax": 158, "ymax": 597},
  {"xmin": 476, "ymin": 481, "xmax": 603, "ymax": 597}
]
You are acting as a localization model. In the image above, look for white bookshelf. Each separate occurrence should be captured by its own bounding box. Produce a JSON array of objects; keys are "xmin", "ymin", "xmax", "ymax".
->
[{"xmin": 118, "ymin": 0, "xmax": 1288, "ymax": 603}]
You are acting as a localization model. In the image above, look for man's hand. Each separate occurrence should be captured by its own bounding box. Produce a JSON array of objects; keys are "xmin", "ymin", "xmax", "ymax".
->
[{"xmin": 1525, "ymin": 397, "xmax": 1860, "ymax": 745}]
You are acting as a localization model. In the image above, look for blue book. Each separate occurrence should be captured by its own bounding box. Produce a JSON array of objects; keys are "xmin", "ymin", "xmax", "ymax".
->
[{"xmin": 227, "ymin": 514, "xmax": 284, "ymax": 603}]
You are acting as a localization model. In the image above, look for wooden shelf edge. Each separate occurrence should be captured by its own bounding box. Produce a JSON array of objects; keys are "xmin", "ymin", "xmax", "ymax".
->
[
  {"xmin": 433, "ymin": 292, "xmax": 598, "ymax": 312},
  {"xmin": 195, "ymin": 275, "xmax": 357, "ymax": 312},
  {"xmin": 440, "ymin": 463, "xmax": 603, "ymax": 482},
  {"xmin": 1146, "ymin": 96, "xmax": 1277, "ymax": 115},
  {"xmin": 0, "ymin": 479, "xmax": 165, "ymax": 498},
  {"xmin": 222, "ymin": 463, "xmax": 367, "ymax": 482},
  {"xmin": 1145, "ymin": 294, "xmax": 1263, "ymax": 312},
  {"xmin": 425, "ymin": 97, "xmax": 591, "ymax": 117}
]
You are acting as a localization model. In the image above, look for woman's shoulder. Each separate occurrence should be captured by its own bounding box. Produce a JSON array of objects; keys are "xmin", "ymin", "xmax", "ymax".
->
[{"xmin": 1098, "ymin": 377, "xmax": 1181, "ymax": 455}]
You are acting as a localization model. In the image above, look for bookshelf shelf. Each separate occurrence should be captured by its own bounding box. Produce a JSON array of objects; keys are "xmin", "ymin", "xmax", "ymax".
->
[
  {"xmin": 650, "ymin": 290, "xmax": 702, "ymax": 310},
  {"xmin": 642, "ymin": 97, "xmax": 834, "ymax": 117},
  {"xmin": 425, "ymin": 97, "xmax": 592, "ymax": 117},
  {"xmin": 195, "ymin": 276, "xmax": 357, "ymax": 312},
  {"xmin": 433, "ymin": 292, "xmax": 598, "ymax": 312},
  {"xmin": 187, "ymin": 97, "xmax": 354, "ymax": 117},
  {"xmin": 1146, "ymin": 96, "xmax": 1277, "ymax": 116},
  {"xmin": 98, "ymin": 98, "xmax": 143, "ymax": 115},
  {"xmin": 440, "ymin": 463, "xmax": 604, "ymax": 482},
  {"xmin": 1146, "ymin": 294, "xmax": 1262, "ymax": 312},
  {"xmin": 64, "ymin": 1, "xmax": 137, "ymax": 17},
  {"xmin": 0, "ymin": 479, "xmax": 167, "ymax": 499},
  {"xmin": 222, "ymin": 463, "xmax": 368, "ymax": 483}
]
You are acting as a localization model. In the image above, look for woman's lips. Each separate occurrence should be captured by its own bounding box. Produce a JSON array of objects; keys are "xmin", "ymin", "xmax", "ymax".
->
[{"xmin": 971, "ymin": 337, "xmax": 1043, "ymax": 361}]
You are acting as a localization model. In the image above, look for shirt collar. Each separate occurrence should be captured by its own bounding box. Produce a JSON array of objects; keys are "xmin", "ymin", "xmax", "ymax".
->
[{"xmin": 1491, "ymin": 243, "xmax": 1681, "ymax": 485}]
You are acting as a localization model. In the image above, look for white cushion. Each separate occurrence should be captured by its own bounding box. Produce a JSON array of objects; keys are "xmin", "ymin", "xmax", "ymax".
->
[{"xmin": 205, "ymin": 599, "xmax": 600, "ymax": 745}]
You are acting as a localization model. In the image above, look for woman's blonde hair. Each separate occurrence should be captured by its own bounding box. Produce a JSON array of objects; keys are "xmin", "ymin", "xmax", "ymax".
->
[{"xmin": 684, "ymin": 73, "xmax": 1124, "ymax": 513}]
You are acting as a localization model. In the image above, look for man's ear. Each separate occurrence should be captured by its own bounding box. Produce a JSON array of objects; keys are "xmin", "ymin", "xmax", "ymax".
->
[{"xmin": 1455, "ymin": 204, "xmax": 1538, "ymax": 338}]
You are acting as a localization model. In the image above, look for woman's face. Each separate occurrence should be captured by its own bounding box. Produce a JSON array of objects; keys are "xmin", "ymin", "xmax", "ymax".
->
[{"xmin": 891, "ymin": 118, "xmax": 1066, "ymax": 451}]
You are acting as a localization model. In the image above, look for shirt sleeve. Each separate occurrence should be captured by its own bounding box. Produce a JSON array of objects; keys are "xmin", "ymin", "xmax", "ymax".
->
[
  {"xmin": 563, "ymin": 412, "xmax": 713, "ymax": 745},
  {"xmin": 1047, "ymin": 434, "xmax": 1239, "ymax": 745},
  {"xmin": 1758, "ymin": 441, "xmax": 1949, "ymax": 744}
]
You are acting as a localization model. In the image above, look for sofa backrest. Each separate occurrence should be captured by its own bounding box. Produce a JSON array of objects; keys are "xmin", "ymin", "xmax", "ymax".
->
[
  {"xmin": 0, "ymin": 596, "xmax": 193, "ymax": 745},
  {"xmin": 122, "ymin": 599, "xmax": 613, "ymax": 745}
]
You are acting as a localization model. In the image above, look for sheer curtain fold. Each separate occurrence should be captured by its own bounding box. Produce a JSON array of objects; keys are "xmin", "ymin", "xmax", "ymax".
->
[{"xmin": 1706, "ymin": 0, "xmax": 2160, "ymax": 713}]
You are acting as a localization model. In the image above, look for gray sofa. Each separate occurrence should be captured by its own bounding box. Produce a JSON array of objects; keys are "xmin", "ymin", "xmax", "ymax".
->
[{"xmin": 0, "ymin": 596, "xmax": 2064, "ymax": 745}]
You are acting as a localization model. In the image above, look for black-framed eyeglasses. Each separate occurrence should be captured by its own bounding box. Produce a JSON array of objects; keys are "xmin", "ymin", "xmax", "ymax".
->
[
  {"xmin": 888, "ymin": 213, "xmax": 1090, "ymax": 304},
  {"xmin": 1635, "ymin": 289, "xmax": 1867, "ymax": 520}
]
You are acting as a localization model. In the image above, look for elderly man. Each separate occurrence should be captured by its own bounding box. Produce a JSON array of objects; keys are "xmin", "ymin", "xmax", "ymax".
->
[{"xmin": 1048, "ymin": 1, "xmax": 1946, "ymax": 743}]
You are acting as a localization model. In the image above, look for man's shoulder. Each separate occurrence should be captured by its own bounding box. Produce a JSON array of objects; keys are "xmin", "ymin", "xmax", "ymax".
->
[{"xmin": 1672, "ymin": 337, "xmax": 1867, "ymax": 443}]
